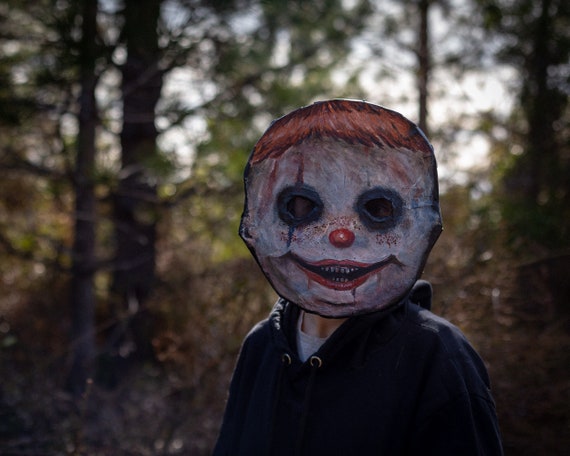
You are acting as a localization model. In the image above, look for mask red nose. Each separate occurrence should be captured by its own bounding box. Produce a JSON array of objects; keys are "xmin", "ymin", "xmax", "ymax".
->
[{"xmin": 328, "ymin": 228, "xmax": 355, "ymax": 248}]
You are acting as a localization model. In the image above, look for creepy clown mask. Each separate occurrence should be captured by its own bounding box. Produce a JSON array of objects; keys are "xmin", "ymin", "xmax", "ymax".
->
[{"xmin": 240, "ymin": 99, "xmax": 442, "ymax": 318}]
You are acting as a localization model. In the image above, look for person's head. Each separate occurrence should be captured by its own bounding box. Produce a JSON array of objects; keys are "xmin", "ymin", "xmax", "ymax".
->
[{"xmin": 240, "ymin": 99, "xmax": 442, "ymax": 317}]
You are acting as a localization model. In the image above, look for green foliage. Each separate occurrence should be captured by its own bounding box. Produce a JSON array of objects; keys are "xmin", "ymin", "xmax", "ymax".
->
[
  {"xmin": 186, "ymin": 0, "xmax": 372, "ymax": 223},
  {"xmin": 500, "ymin": 199, "xmax": 569, "ymax": 250},
  {"xmin": 474, "ymin": 0, "xmax": 570, "ymax": 254}
]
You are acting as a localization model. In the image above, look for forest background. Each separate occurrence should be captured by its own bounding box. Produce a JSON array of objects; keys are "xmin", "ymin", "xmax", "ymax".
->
[{"xmin": 0, "ymin": 0, "xmax": 568, "ymax": 454}]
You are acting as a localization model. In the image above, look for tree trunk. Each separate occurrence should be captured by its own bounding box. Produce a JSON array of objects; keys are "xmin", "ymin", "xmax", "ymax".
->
[
  {"xmin": 524, "ymin": 0, "xmax": 557, "ymax": 203},
  {"xmin": 66, "ymin": 0, "xmax": 98, "ymax": 397},
  {"xmin": 109, "ymin": 0, "xmax": 163, "ymax": 376},
  {"xmin": 417, "ymin": 0, "xmax": 430, "ymax": 136}
]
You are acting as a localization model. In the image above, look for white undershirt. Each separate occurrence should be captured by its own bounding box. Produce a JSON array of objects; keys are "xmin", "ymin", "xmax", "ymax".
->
[{"xmin": 296, "ymin": 312, "xmax": 328, "ymax": 362}]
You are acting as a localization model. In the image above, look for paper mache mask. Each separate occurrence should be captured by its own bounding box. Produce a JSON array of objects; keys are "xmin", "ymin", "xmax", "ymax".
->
[{"xmin": 240, "ymin": 99, "xmax": 443, "ymax": 318}]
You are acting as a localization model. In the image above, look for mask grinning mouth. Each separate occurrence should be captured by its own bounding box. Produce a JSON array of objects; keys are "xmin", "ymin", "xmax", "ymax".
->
[
  {"xmin": 288, "ymin": 253, "xmax": 404, "ymax": 291},
  {"xmin": 311, "ymin": 264, "xmax": 370, "ymax": 283}
]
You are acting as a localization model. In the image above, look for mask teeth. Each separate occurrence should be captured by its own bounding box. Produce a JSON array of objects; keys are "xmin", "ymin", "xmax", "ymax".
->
[
  {"xmin": 332, "ymin": 277, "xmax": 349, "ymax": 283},
  {"xmin": 321, "ymin": 266, "xmax": 358, "ymax": 274}
]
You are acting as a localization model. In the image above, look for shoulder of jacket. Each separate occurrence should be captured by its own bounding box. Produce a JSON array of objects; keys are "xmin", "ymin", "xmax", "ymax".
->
[
  {"xmin": 405, "ymin": 302, "xmax": 464, "ymax": 339},
  {"xmin": 243, "ymin": 318, "xmax": 272, "ymax": 344},
  {"xmin": 402, "ymin": 303, "xmax": 486, "ymax": 365}
]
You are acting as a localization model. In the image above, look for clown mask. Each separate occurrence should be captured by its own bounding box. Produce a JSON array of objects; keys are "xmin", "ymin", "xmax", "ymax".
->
[{"xmin": 240, "ymin": 100, "xmax": 442, "ymax": 318}]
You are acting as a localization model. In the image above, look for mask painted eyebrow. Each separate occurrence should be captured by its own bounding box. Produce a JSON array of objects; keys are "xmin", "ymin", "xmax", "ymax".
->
[
  {"xmin": 355, "ymin": 187, "xmax": 403, "ymax": 231},
  {"xmin": 277, "ymin": 184, "xmax": 324, "ymax": 227}
]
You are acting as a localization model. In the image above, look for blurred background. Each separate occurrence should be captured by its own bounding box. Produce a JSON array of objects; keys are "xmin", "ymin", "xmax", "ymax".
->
[{"xmin": 0, "ymin": 0, "xmax": 568, "ymax": 454}]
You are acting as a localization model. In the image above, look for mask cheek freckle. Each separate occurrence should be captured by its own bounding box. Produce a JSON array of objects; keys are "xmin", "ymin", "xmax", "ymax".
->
[{"xmin": 375, "ymin": 233, "xmax": 400, "ymax": 247}]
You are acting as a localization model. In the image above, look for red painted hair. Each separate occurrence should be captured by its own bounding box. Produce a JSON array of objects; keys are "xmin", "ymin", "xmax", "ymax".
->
[{"xmin": 250, "ymin": 99, "xmax": 433, "ymax": 164}]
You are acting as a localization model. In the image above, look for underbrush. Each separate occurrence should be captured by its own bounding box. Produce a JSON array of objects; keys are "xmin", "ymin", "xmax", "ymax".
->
[{"xmin": 1, "ymin": 243, "xmax": 568, "ymax": 454}]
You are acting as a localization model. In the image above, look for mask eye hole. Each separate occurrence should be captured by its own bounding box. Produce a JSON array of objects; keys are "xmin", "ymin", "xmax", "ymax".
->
[
  {"xmin": 287, "ymin": 196, "xmax": 315, "ymax": 219},
  {"xmin": 364, "ymin": 198, "xmax": 393, "ymax": 220},
  {"xmin": 357, "ymin": 188, "xmax": 403, "ymax": 230},
  {"xmin": 278, "ymin": 186, "xmax": 323, "ymax": 227}
]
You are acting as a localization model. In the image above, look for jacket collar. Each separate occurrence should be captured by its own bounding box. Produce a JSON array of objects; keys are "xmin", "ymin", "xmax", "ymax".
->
[{"xmin": 269, "ymin": 296, "xmax": 410, "ymax": 370}]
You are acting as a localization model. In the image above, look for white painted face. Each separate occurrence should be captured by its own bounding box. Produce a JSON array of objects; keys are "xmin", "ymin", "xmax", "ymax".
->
[{"xmin": 241, "ymin": 137, "xmax": 442, "ymax": 317}]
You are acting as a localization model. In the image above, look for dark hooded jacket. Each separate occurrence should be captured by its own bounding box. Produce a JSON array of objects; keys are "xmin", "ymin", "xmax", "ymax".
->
[{"xmin": 213, "ymin": 282, "xmax": 503, "ymax": 455}]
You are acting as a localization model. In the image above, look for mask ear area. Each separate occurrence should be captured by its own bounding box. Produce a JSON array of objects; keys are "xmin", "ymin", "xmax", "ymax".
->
[
  {"xmin": 239, "ymin": 223, "xmax": 251, "ymax": 241},
  {"xmin": 239, "ymin": 208, "xmax": 254, "ymax": 243}
]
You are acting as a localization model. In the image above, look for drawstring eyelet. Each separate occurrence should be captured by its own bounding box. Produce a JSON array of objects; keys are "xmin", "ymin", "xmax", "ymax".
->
[
  {"xmin": 282, "ymin": 353, "xmax": 292, "ymax": 365},
  {"xmin": 309, "ymin": 355, "xmax": 323, "ymax": 368}
]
